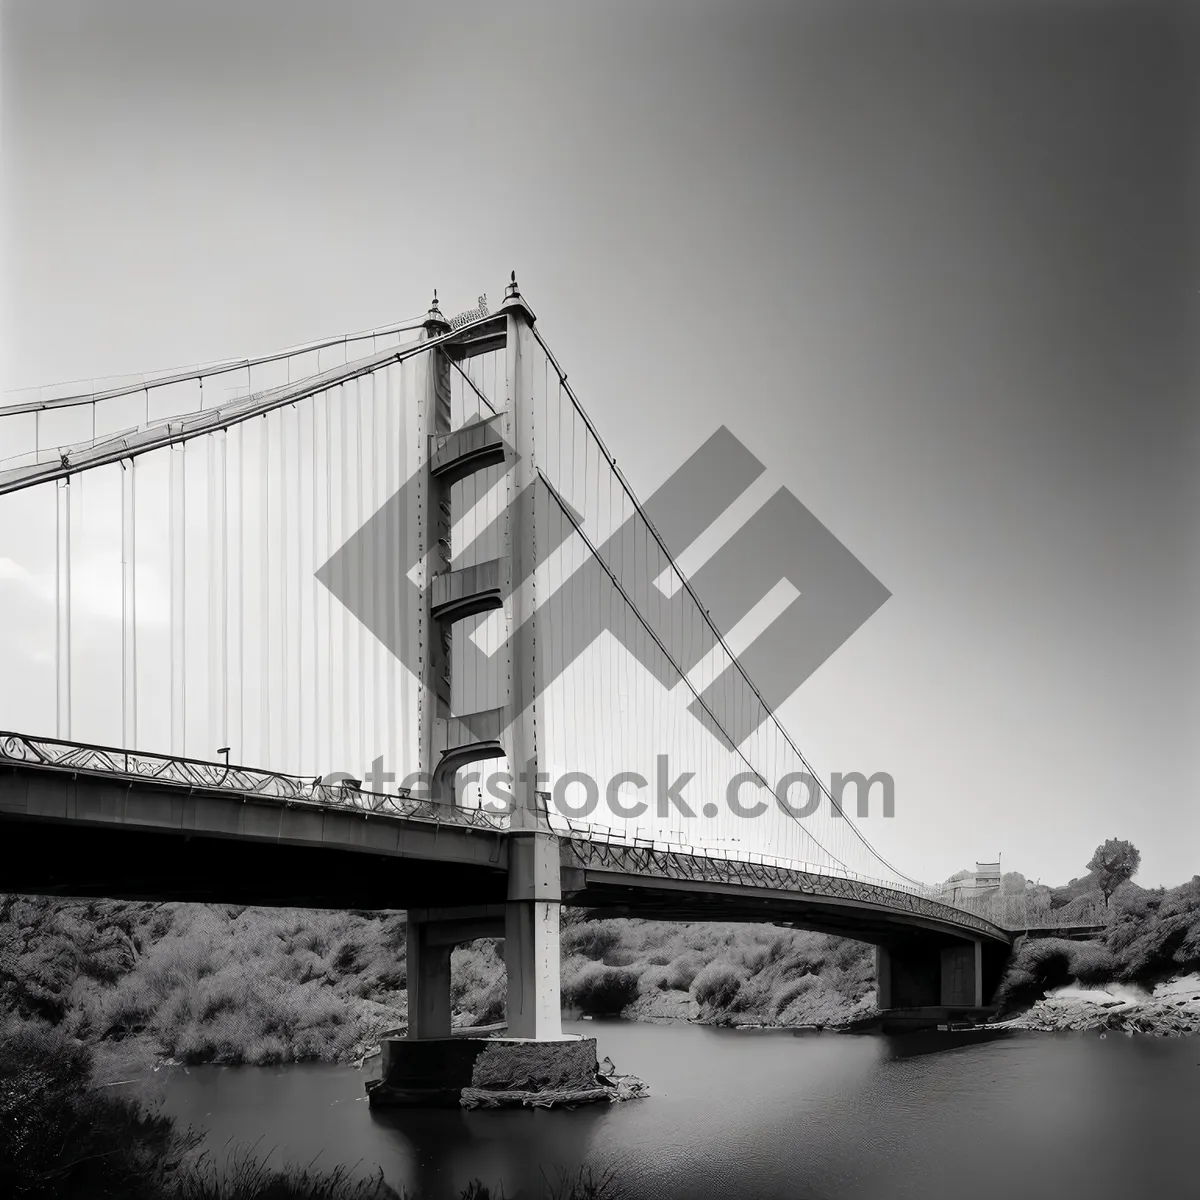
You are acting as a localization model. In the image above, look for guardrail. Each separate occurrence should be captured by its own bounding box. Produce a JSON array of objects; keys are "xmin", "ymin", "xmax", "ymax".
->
[
  {"xmin": 0, "ymin": 732, "xmax": 509, "ymax": 833},
  {"xmin": 0, "ymin": 731, "xmax": 1011, "ymax": 937},
  {"xmin": 559, "ymin": 834, "xmax": 1010, "ymax": 941},
  {"xmin": 948, "ymin": 890, "xmax": 1110, "ymax": 932}
]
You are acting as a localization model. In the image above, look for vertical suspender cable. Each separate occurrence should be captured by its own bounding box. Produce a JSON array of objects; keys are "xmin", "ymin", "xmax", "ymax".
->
[
  {"xmin": 372, "ymin": 371, "xmax": 384, "ymax": 775},
  {"xmin": 295, "ymin": 408, "xmax": 304, "ymax": 773},
  {"xmin": 208, "ymin": 431, "xmax": 228, "ymax": 755},
  {"xmin": 55, "ymin": 478, "xmax": 71, "ymax": 738},
  {"xmin": 238, "ymin": 424, "xmax": 245, "ymax": 761},
  {"xmin": 325, "ymin": 388, "xmax": 334, "ymax": 773},
  {"xmin": 169, "ymin": 449, "xmax": 176, "ymax": 751},
  {"xmin": 121, "ymin": 458, "xmax": 137, "ymax": 749},
  {"xmin": 385, "ymin": 365, "xmax": 397, "ymax": 778},
  {"xmin": 356, "ymin": 378, "xmax": 366, "ymax": 776},
  {"xmin": 261, "ymin": 416, "xmax": 270, "ymax": 764},
  {"xmin": 169, "ymin": 444, "xmax": 187, "ymax": 754},
  {"xmin": 180, "ymin": 446, "xmax": 187, "ymax": 754},
  {"xmin": 340, "ymin": 382, "xmax": 351, "ymax": 771},
  {"xmin": 311, "ymin": 393, "xmax": 321, "ymax": 774},
  {"xmin": 281, "ymin": 410, "xmax": 290, "ymax": 770}
]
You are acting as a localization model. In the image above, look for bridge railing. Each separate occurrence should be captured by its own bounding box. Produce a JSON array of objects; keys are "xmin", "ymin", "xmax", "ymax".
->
[
  {"xmin": 557, "ymin": 830, "xmax": 1008, "ymax": 940},
  {"xmin": 944, "ymin": 889, "xmax": 1110, "ymax": 932},
  {"xmin": 3, "ymin": 731, "xmax": 1003, "ymax": 928},
  {"xmin": 0, "ymin": 732, "xmax": 509, "ymax": 833},
  {"xmin": 551, "ymin": 815, "xmax": 954, "ymax": 910}
]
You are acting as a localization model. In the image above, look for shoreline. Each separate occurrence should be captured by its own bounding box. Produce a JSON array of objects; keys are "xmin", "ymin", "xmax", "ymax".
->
[
  {"xmin": 89, "ymin": 972, "xmax": 1200, "ymax": 1083},
  {"xmin": 989, "ymin": 975, "xmax": 1200, "ymax": 1037}
]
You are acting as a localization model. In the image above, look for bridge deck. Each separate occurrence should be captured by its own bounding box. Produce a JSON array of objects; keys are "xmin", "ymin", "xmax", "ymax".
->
[{"xmin": 0, "ymin": 732, "xmax": 1009, "ymax": 945}]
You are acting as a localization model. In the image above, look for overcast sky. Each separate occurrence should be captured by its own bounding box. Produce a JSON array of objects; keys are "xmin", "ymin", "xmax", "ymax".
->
[{"xmin": 3, "ymin": 0, "xmax": 1196, "ymax": 886}]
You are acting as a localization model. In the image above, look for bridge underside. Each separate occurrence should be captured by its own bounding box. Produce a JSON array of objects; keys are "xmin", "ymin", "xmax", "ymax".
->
[
  {"xmin": 0, "ymin": 763, "xmax": 1010, "ymax": 943},
  {"xmin": 0, "ymin": 813, "xmax": 511, "ymax": 910},
  {"xmin": 1, "ymin": 762, "xmax": 1014, "ymax": 1034},
  {"xmin": 566, "ymin": 873, "xmax": 986, "ymax": 945}
]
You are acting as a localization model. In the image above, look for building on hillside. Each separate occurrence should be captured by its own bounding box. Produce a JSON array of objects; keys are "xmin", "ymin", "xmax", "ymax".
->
[
  {"xmin": 943, "ymin": 861, "xmax": 1003, "ymax": 904},
  {"xmin": 974, "ymin": 860, "xmax": 1001, "ymax": 889}
]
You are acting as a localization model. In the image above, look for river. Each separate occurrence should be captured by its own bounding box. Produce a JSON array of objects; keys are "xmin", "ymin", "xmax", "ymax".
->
[{"xmin": 140, "ymin": 1020, "xmax": 1197, "ymax": 1199}]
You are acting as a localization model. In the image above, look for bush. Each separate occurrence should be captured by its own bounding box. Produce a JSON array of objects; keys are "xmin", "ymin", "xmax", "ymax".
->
[
  {"xmin": 994, "ymin": 939, "xmax": 1076, "ymax": 1010},
  {"xmin": 451, "ymin": 940, "xmax": 507, "ymax": 1026},
  {"xmin": 1068, "ymin": 941, "xmax": 1117, "ymax": 985},
  {"xmin": 562, "ymin": 964, "xmax": 641, "ymax": 1014},
  {"xmin": 771, "ymin": 973, "xmax": 819, "ymax": 1016},
  {"xmin": 0, "ymin": 1016, "xmax": 189, "ymax": 1199},
  {"xmin": 691, "ymin": 962, "xmax": 746, "ymax": 1010},
  {"xmin": 662, "ymin": 952, "xmax": 706, "ymax": 991},
  {"xmin": 561, "ymin": 923, "xmax": 622, "ymax": 962}
]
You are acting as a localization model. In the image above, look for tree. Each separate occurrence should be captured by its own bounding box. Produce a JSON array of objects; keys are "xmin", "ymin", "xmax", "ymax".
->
[
  {"xmin": 1000, "ymin": 871, "xmax": 1027, "ymax": 896},
  {"xmin": 1087, "ymin": 839, "xmax": 1141, "ymax": 905}
]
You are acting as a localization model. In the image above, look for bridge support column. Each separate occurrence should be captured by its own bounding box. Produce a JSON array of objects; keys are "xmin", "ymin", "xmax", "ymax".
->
[
  {"xmin": 416, "ymin": 296, "xmax": 453, "ymax": 792},
  {"xmin": 873, "ymin": 935, "xmax": 1002, "ymax": 1030},
  {"xmin": 405, "ymin": 916, "xmax": 453, "ymax": 1040},
  {"xmin": 505, "ymin": 832, "xmax": 563, "ymax": 1040},
  {"xmin": 974, "ymin": 937, "xmax": 984, "ymax": 1008},
  {"xmin": 405, "ymin": 904, "xmax": 508, "ymax": 1040},
  {"xmin": 875, "ymin": 945, "xmax": 892, "ymax": 1010},
  {"xmin": 497, "ymin": 281, "xmax": 564, "ymax": 1042}
]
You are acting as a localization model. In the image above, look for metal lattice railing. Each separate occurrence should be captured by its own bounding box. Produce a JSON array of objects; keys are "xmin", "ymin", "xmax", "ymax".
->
[
  {"xmin": 559, "ymin": 833, "xmax": 1010, "ymax": 941},
  {"xmin": 0, "ymin": 732, "xmax": 508, "ymax": 832},
  {"xmin": 0, "ymin": 731, "xmax": 1011, "ymax": 939}
]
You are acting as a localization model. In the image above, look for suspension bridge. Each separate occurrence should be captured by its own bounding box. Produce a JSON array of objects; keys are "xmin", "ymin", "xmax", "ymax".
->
[{"xmin": 0, "ymin": 278, "xmax": 1018, "ymax": 1051}]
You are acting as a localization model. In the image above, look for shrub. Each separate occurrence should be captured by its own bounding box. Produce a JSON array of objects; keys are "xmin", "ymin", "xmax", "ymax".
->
[
  {"xmin": 562, "ymin": 963, "xmax": 640, "ymax": 1014},
  {"xmin": 662, "ymin": 952, "xmax": 706, "ymax": 991},
  {"xmin": 1068, "ymin": 941, "xmax": 1117, "ymax": 985},
  {"xmin": 636, "ymin": 966, "xmax": 671, "ymax": 994},
  {"xmin": 561, "ymin": 922, "xmax": 622, "ymax": 962},
  {"xmin": 771, "ymin": 973, "xmax": 819, "ymax": 1016},
  {"xmin": 0, "ymin": 1016, "xmax": 189, "ymax": 1199},
  {"xmin": 994, "ymin": 939, "xmax": 1076, "ymax": 1010},
  {"xmin": 691, "ymin": 961, "xmax": 746, "ymax": 1010}
]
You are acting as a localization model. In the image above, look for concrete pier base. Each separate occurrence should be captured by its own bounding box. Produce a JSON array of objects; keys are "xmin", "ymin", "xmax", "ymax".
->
[
  {"xmin": 845, "ymin": 1005, "xmax": 1002, "ymax": 1033},
  {"xmin": 366, "ymin": 1035, "xmax": 603, "ymax": 1109},
  {"xmin": 872, "ymin": 935, "xmax": 1011, "ymax": 1031}
]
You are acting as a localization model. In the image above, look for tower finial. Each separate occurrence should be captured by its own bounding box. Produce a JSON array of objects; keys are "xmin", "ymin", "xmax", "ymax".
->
[
  {"xmin": 424, "ymin": 287, "xmax": 450, "ymax": 333},
  {"xmin": 500, "ymin": 270, "xmax": 535, "ymax": 322}
]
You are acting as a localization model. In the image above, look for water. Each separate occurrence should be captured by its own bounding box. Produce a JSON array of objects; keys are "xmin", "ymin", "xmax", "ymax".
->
[{"xmin": 143, "ymin": 1021, "xmax": 1198, "ymax": 1200}]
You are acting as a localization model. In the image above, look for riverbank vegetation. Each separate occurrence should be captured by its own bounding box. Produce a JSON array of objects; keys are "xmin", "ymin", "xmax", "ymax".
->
[
  {"xmin": 3, "ymin": 843, "xmax": 1198, "ymax": 1195},
  {"xmin": 2, "ymin": 842, "xmax": 1196, "ymax": 1077},
  {"xmin": 0, "ymin": 1018, "xmax": 622, "ymax": 1199},
  {"xmin": 0, "ymin": 896, "xmax": 879, "ymax": 1074}
]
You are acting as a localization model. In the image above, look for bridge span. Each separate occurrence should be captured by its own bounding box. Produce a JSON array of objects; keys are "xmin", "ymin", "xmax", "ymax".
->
[
  {"xmin": 1, "ymin": 282, "xmax": 1016, "ymax": 1086},
  {"xmin": 1, "ymin": 731, "xmax": 1013, "ymax": 1032}
]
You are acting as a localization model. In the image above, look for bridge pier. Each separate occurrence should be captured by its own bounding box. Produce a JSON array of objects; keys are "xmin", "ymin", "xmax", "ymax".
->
[
  {"xmin": 402, "ymin": 834, "xmax": 564, "ymax": 1042},
  {"xmin": 874, "ymin": 936, "xmax": 1009, "ymax": 1030},
  {"xmin": 406, "ymin": 904, "xmax": 508, "ymax": 1039},
  {"xmin": 505, "ymin": 833, "xmax": 563, "ymax": 1039},
  {"xmin": 375, "ymin": 838, "xmax": 573, "ymax": 1107}
]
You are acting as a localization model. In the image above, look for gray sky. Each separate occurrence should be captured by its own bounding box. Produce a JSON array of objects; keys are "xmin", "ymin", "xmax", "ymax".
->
[{"xmin": 3, "ymin": 0, "xmax": 1196, "ymax": 886}]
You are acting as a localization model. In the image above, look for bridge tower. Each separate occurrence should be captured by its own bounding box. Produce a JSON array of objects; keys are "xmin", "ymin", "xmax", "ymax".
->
[{"xmin": 403, "ymin": 275, "xmax": 563, "ymax": 1047}]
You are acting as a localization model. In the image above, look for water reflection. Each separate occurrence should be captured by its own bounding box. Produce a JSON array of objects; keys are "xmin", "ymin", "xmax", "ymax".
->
[{"xmin": 880, "ymin": 1028, "xmax": 1017, "ymax": 1058}]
